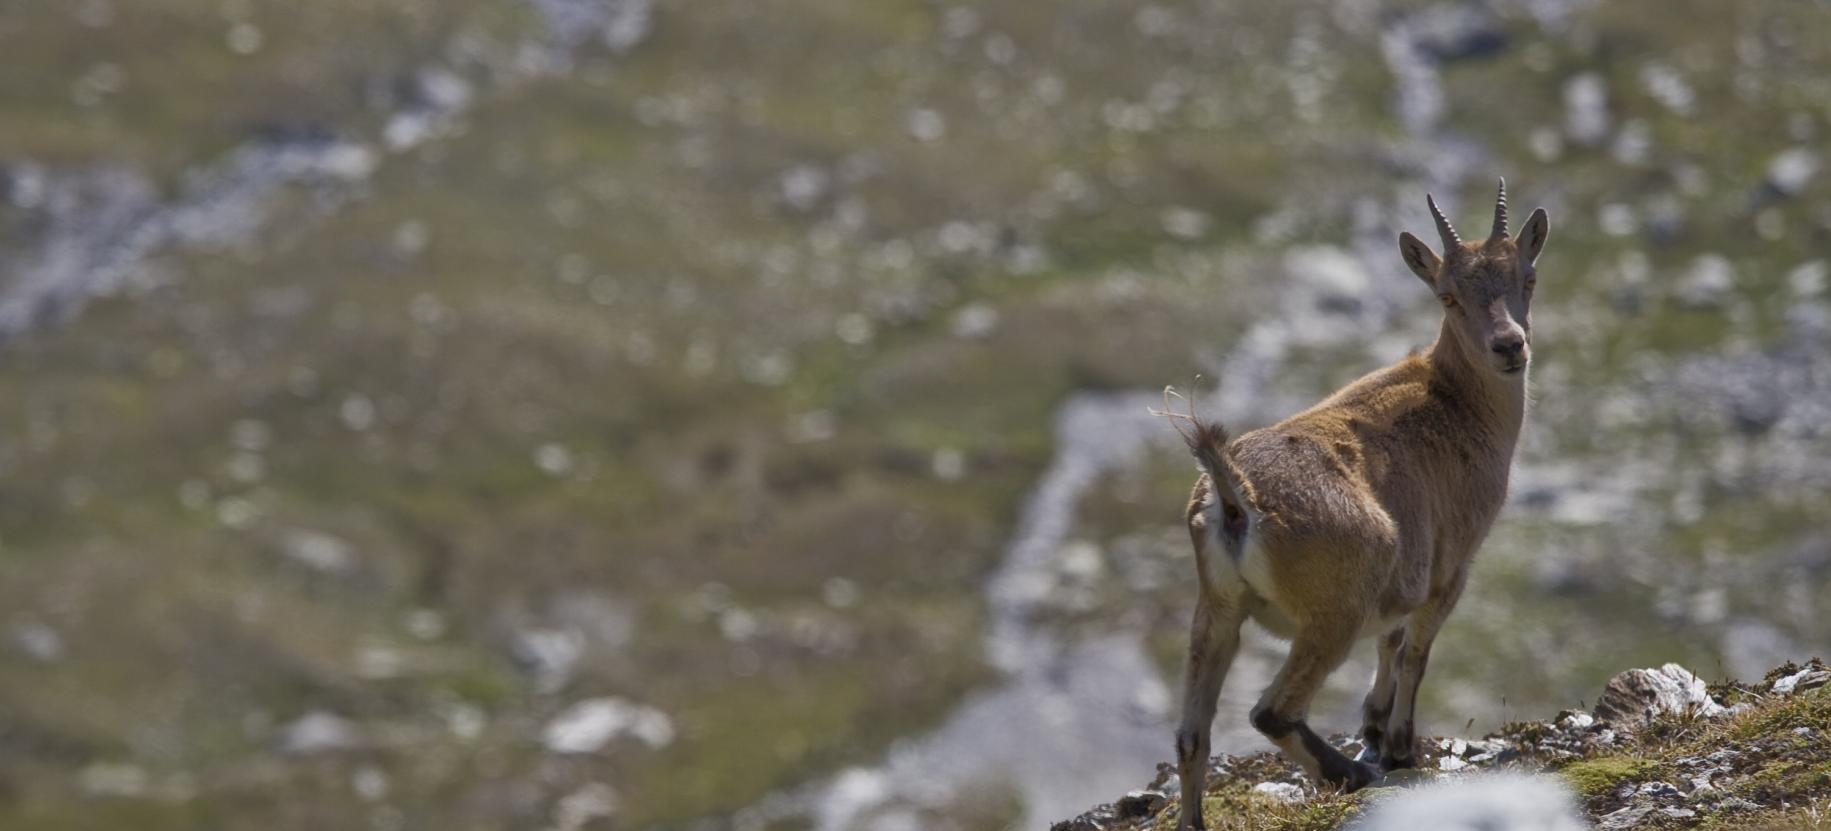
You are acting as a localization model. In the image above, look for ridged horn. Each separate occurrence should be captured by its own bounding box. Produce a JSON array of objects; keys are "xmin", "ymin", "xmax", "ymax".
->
[
  {"xmin": 1491, "ymin": 177, "xmax": 1509, "ymax": 240},
  {"xmin": 1427, "ymin": 193, "xmax": 1460, "ymax": 252}
]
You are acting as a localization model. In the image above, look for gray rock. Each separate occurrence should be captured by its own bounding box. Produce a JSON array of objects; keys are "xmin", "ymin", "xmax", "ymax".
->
[{"xmin": 1598, "ymin": 804, "xmax": 1653, "ymax": 830}]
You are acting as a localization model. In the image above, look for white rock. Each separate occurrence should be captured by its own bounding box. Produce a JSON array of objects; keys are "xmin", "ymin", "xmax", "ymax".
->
[
  {"xmin": 904, "ymin": 108, "xmax": 946, "ymax": 143},
  {"xmin": 1676, "ymin": 254, "xmax": 1736, "ymax": 308},
  {"xmin": 542, "ymin": 697, "xmax": 675, "ymax": 754},
  {"xmin": 1439, "ymin": 755, "xmax": 1470, "ymax": 772},
  {"xmin": 1161, "ymin": 207, "xmax": 1213, "ymax": 240},
  {"xmin": 281, "ymin": 529, "xmax": 355, "ymax": 574},
  {"xmin": 950, "ymin": 303, "xmax": 1000, "ymax": 339},
  {"xmin": 554, "ymin": 782, "xmax": 620, "ymax": 831},
  {"xmin": 1772, "ymin": 665, "xmax": 1830, "ymax": 695},
  {"xmin": 351, "ymin": 765, "xmax": 389, "ymax": 801},
  {"xmin": 1594, "ymin": 663, "xmax": 1727, "ymax": 726},
  {"xmin": 281, "ymin": 711, "xmax": 360, "ymax": 754},
  {"xmin": 1563, "ymin": 73, "xmax": 1610, "ymax": 145},
  {"xmin": 514, "ymin": 627, "xmax": 585, "ymax": 692},
  {"xmin": 1767, "ymin": 147, "xmax": 1820, "ymax": 196},
  {"xmin": 80, "ymin": 763, "xmax": 149, "ymax": 797},
  {"xmin": 1252, "ymin": 781, "xmax": 1306, "ymax": 803},
  {"xmin": 10, "ymin": 621, "xmax": 65, "ymax": 662}
]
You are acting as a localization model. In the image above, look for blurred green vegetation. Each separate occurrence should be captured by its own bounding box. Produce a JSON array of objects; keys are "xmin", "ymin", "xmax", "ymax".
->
[{"xmin": 0, "ymin": 0, "xmax": 1827, "ymax": 829}]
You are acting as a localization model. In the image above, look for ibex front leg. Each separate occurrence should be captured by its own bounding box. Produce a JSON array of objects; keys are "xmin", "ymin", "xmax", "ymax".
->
[
  {"xmin": 1175, "ymin": 593, "xmax": 1243, "ymax": 831},
  {"xmin": 1381, "ymin": 590, "xmax": 1461, "ymax": 771},
  {"xmin": 1355, "ymin": 627, "xmax": 1405, "ymax": 764}
]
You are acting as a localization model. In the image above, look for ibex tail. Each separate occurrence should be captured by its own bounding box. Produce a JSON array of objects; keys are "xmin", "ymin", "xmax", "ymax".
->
[{"xmin": 1154, "ymin": 387, "xmax": 1254, "ymax": 547}]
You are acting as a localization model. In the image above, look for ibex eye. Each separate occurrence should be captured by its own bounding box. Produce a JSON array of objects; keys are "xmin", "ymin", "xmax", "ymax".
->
[{"xmin": 1439, "ymin": 294, "xmax": 1456, "ymax": 308}]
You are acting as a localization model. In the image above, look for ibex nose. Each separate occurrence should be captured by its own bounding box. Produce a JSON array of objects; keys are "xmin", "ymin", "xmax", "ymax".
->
[{"xmin": 1490, "ymin": 330, "xmax": 1526, "ymax": 358}]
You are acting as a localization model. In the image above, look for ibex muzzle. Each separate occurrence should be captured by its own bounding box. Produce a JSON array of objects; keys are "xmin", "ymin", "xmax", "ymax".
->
[{"xmin": 1163, "ymin": 180, "xmax": 1550, "ymax": 830}]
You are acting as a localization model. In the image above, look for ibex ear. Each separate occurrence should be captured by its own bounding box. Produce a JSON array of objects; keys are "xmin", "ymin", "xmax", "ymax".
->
[
  {"xmin": 1397, "ymin": 232, "xmax": 1440, "ymax": 288},
  {"xmin": 1516, "ymin": 208, "xmax": 1549, "ymax": 264}
]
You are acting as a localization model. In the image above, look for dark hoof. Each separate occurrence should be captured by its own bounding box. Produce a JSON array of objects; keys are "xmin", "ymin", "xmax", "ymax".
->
[
  {"xmin": 1344, "ymin": 760, "xmax": 1381, "ymax": 792},
  {"xmin": 1380, "ymin": 754, "xmax": 1417, "ymax": 773}
]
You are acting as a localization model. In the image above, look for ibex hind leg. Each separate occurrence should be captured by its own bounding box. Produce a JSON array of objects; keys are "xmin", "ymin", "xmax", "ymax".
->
[
  {"xmin": 1250, "ymin": 618, "xmax": 1380, "ymax": 792},
  {"xmin": 1174, "ymin": 595, "xmax": 1245, "ymax": 830},
  {"xmin": 1175, "ymin": 475, "xmax": 1245, "ymax": 831}
]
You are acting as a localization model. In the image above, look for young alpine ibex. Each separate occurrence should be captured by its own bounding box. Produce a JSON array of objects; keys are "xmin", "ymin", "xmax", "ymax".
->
[{"xmin": 1163, "ymin": 181, "xmax": 1549, "ymax": 828}]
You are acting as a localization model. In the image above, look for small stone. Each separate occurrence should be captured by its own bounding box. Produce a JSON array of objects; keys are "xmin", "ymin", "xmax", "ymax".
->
[
  {"xmin": 1558, "ymin": 710, "xmax": 1596, "ymax": 730},
  {"xmin": 1438, "ymin": 755, "xmax": 1469, "ymax": 772},
  {"xmin": 1635, "ymin": 781, "xmax": 1682, "ymax": 801},
  {"xmin": 1659, "ymin": 807, "xmax": 1697, "ymax": 820}
]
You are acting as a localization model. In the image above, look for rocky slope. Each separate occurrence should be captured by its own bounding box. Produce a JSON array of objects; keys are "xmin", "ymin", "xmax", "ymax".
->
[{"xmin": 1054, "ymin": 660, "xmax": 1829, "ymax": 831}]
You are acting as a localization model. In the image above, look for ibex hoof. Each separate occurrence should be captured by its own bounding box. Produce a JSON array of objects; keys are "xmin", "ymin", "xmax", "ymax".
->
[{"xmin": 1380, "ymin": 753, "xmax": 1417, "ymax": 773}]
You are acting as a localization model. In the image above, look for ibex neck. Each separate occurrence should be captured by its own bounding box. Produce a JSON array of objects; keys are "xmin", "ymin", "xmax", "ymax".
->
[{"xmin": 1427, "ymin": 320, "xmax": 1526, "ymax": 443}]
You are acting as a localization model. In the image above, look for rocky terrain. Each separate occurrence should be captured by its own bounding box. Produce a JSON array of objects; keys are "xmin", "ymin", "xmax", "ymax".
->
[
  {"xmin": 1054, "ymin": 660, "xmax": 1830, "ymax": 831},
  {"xmin": 0, "ymin": 1, "xmax": 1828, "ymax": 829}
]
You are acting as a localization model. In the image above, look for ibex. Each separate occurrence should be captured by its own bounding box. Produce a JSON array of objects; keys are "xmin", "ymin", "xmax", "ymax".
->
[{"xmin": 1162, "ymin": 181, "xmax": 1549, "ymax": 828}]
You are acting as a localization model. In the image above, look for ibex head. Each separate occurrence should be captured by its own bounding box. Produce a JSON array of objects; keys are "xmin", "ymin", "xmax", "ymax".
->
[{"xmin": 1397, "ymin": 179, "xmax": 1550, "ymax": 378}]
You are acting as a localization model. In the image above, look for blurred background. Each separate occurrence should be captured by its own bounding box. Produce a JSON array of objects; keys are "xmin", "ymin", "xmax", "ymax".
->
[{"xmin": 1, "ymin": 0, "xmax": 1827, "ymax": 829}]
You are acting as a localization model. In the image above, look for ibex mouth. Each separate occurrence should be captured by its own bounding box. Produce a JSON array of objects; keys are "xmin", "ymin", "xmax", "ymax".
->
[{"xmin": 1500, "ymin": 363, "xmax": 1526, "ymax": 376}]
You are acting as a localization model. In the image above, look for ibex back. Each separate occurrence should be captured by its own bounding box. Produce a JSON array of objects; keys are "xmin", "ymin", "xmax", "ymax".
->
[{"xmin": 1165, "ymin": 181, "xmax": 1550, "ymax": 829}]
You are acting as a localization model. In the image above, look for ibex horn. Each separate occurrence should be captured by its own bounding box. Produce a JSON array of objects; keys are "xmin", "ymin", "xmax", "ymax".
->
[
  {"xmin": 1491, "ymin": 177, "xmax": 1509, "ymax": 240},
  {"xmin": 1427, "ymin": 193, "xmax": 1460, "ymax": 252}
]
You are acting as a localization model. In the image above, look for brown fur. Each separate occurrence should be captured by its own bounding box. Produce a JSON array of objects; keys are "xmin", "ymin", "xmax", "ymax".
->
[{"xmin": 1169, "ymin": 183, "xmax": 1550, "ymax": 829}]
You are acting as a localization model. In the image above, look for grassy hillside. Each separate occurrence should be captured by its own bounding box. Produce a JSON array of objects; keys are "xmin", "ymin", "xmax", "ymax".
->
[
  {"xmin": 0, "ymin": 1, "xmax": 1827, "ymax": 828},
  {"xmin": 1053, "ymin": 661, "xmax": 1831, "ymax": 831}
]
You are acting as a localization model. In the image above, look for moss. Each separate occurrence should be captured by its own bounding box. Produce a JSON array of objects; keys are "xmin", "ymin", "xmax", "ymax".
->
[{"xmin": 1556, "ymin": 756, "xmax": 1663, "ymax": 798}]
